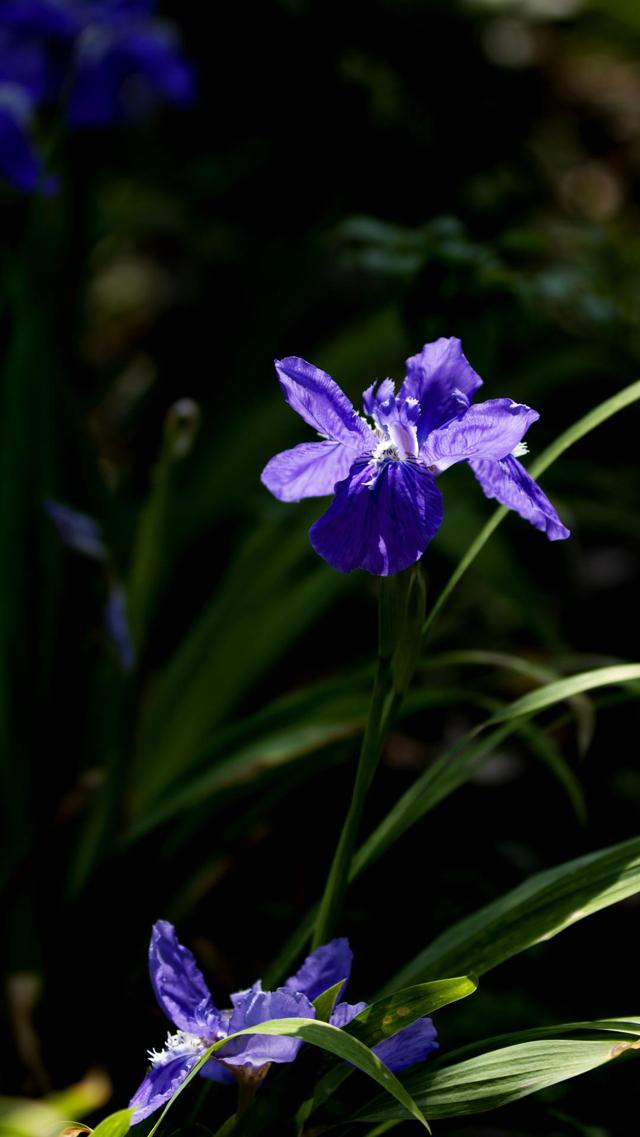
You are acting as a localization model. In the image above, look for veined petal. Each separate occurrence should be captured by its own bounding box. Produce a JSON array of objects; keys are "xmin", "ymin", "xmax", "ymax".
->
[
  {"xmin": 373, "ymin": 1017, "xmax": 438, "ymax": 1073},
  {"xmin": 284, "ymin": 938, "xmax": 353, "ymax": 1002},
  {"xmin": 422, "ymin": 399, "xmax": 539, "ymax": 472},
  {"xmin": 149, "ymin": 920, "xmax": 219, "ymax": 1035},
  {"xmin": 470, "ymin": 455, "xmax": 571, "ymax": 541},
  {"xmin": 275, "ymin": 357, "xmax": 375, "ymax": 450},
  {"xmin": 330, "ymin": 1000, "xmax": 368, "ymax": 1028},
  {"xmin": 401, "ymin": 338, "xmax": 483, "ymax": 439},
  {"xmin": 309, "ymin": 458, "xmax": 443, "ymax": 576},
  {"xmin": 261, "ymin": 441, "xmax": 358, "ymax": 502},
  {"xmin": 220, "ymin": 989, "xmax": 315, "ymax": 1068},
  {"xmin": 129, "ymin": 1052, "xmax": 201, "ymax": 1125}
]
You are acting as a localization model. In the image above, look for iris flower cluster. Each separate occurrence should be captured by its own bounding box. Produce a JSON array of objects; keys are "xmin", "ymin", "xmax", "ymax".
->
[
  {"xmin": 129, "ymin": 921, "xmax": 438, "ymax": 1123},
  {"xmin": 262, "ymin": 337, "xmax": 570, "ymax": 575},
  {"xmin": 0, "ymin": 0, "xmax": 194, "ymax": 192}
]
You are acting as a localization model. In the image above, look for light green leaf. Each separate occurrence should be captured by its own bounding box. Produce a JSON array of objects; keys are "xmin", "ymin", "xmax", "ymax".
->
[
  {"xmin": 348, "ymin": 976, "xmax": 478, "ymax": 1048},
  {"xmin": 486, "ymin": 664, "xmax": 640, "ymax": 724},
  {"xmin": 313, "ymin": 980, "xmax": 347, "ymax": 1023},
  {"xmin": 385, "ymin": 834, "xmax": 640, "ymax": 990},
  {"xmin": 424, "ymin": 377, "xmax": 640, "ymax": 635},
  {"xmin": 355, "ymin": 1027, "xmax": 640, "ymax": 1122},
  {"xmin": 90, "ymin": 1110, "xmax": 134, "ymax": 1137}
]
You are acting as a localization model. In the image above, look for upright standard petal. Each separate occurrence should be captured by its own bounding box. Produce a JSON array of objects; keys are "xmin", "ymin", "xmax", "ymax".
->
[
  {"xmin": 274, "ymin": 357, "xmax": 375, "ymax": 450},
  {"xmin": 149, "ymin": 920, "xmax": 218, "ymax": 1035},
  {"xmin": 129, "ymin": 1051, "xmax": 201, "ymax": 1125},
  {"xmin": 421, "ymin": 399, "xmax": 539, "ymax": 472},
  {"xmin": 284, "ymin": 938, "xmax": 353, "ymax": 1002},
  {"xmin": 261, "ymin": 441, "xmax": 357, "ymax": 502},
  {"xmin": 401, "ymin": 338, "xmax": 483, "ymax": 440},
  {"xmin": 470, "ymin": 455, "xmax": 570, "ymax": 541},
  {"xmin": 373, "ymin": 1017, "xmax": 438, "ymax": 1073},
  {"xmin": 309, "ymin": 458, "xmax": 444, "ymax": 576},
  {"xmin": 220, "ymin": 989, "xmax": 315, "ymax": 1068}
]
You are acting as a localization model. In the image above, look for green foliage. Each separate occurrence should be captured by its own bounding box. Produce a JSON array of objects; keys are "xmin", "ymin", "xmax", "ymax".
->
[
  {"xmin": 90, "ymin": 1110, "xmax": 134, "ymax": 1137},
  {"xmin": 355, "ymin": 1028, "xmax": 640, "ymax": 1122},
  {"xmin": 387, "ymin": 835, "xmax": 640, "ymax": 989}
]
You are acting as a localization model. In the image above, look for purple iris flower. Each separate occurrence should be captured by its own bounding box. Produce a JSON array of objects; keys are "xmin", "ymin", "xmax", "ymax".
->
[
  {"xmin": 261, "ymin": 338, "xmax": 570, "ymax": 576},
  {"xmin": 129, "ymin": 922, "xmax": 438, "ymax": 1124}
]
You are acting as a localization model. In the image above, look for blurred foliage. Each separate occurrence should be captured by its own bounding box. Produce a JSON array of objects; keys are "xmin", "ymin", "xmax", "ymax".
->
[{"xmin": 1, "ymin": 0, "xmax": 640, "ymax": 1135}]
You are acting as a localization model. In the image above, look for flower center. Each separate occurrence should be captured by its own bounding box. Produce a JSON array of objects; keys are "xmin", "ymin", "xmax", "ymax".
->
[
  {"xmin": 148, "ymin": 1029, "xmax": 205, "ymax": 1067},
  {"xmin": 372, "ymin": 419, "xmax": 418, "ymax": 464}
]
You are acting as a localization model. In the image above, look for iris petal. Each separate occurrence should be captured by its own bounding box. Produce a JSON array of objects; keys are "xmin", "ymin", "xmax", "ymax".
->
[
  {"xmin": 330, "ymin": 1000, "xmax": 368, "ymax": 1028},
  {"xmin": 275, "ymin": 357, "xmax": 375, "ymax": 451},
  {"xmin": 373, "ymin": 1017, "xmax": 438, "ymax": 1072},
  {"xmin": 129, "ymin": 1052, "xmax": 201, "ymax": 1125},
  {"xmin": 401, "ymin": 338, "xmax": 483, "ymax": 439},
  {"xmin": 284, "ymin": 938, "xmax": 353, "ymax": 1002},
  {"xmin": 261, "ymin": 441, "xmax": 358, "ymax": 502},
  {"xmin": 470, "ymin": 455, "xmax": 570, "ymax": 540},
  {"xmin": 421, "ymin": 399, "xmax": 539, "ymax": 472},
  {"xmin": 220, "ymin": 989, "xmax": 315, "ymax": 1068},
  {"xmin": 310, "ymin": 458, "xmax": 443, "ymax": 576},
  {"xmin": 149, "ymin": 920, "xmax": 219, "ymax": 1035}
]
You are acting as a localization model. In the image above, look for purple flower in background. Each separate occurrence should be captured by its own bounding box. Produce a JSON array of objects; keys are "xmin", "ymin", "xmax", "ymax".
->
[
  {"xmin": 44, "ymin": 500, "xmax": 135, "ymax": 670},
  {"xmin": 0, "ymin": 30, "xmax": 56, "ymax": 191},
  {"xmin": 0, "ymin": 0, "xmax": 195, "ymax": 157},
  {"xmin": 130, "ymin": 922, "xmax": 437, "ymax": 1124},
  {"xmin": 261, "ymin": 338, "xmax": 570, "ymax": 576},
  {"xmin": 61, "ymin": 0, "xmax": 196, "ymax": 128}
]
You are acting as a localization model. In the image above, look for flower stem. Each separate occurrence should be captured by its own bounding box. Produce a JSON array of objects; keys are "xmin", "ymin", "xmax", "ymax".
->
[{"xmin": 311, "ymin": 569, "xmax": 421, "ymax": 949}]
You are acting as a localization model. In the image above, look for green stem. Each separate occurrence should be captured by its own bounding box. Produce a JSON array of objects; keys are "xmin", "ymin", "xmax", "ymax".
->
[{"xmin": 311, "ymin": 579, "xmax": 399, "ymax": 950}]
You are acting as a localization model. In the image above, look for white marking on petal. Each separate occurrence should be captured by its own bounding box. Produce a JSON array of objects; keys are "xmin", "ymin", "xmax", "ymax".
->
[
  {"xmin": 512, "ymin": 442, "xmax": 529, "ymax": 458},
  {"xmin": 148, "ymin": 1030, "xmax": 204, "ymax": 1067}
]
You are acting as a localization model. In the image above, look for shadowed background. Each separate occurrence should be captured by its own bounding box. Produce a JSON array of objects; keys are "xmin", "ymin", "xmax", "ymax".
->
[{"xmin": 1, "ymin": 1, "xmax": 639, "ymax": 1135}]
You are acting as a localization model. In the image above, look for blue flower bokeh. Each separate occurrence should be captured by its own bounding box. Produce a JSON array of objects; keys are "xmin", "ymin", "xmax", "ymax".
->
[{"xmin": 0, "ymin": 0, "xmax": 195, "ymax": 190}]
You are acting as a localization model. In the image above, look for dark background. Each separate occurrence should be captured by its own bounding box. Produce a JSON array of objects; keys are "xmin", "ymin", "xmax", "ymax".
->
[{"xmin": 1, "ymin": 1, "xmax": 639, "ymax": 1135}]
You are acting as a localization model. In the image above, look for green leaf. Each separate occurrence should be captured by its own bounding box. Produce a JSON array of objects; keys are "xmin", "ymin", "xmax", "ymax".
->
[
  {"xmin": 90, "ymin": 1110, "xmax": 134, "ymax": 1137},
  {"xmin": 424, "ymin": 649, "xmax": 595, "ymax": 757},
  {"xmin": 148, "ymin": 1017, "xmax": 431, "ymax": 1137},
  {"xmin": 348, "ymin": 976, "xmax": 478, "ymax": 1049},
  {"xmin": 441, "ymin": 1016, "xmax": 640, "ymax": 1064},
  {"xmin": 308, "ymin": 976, "xmax": 478, "ymax": 1115},
  {"xmin": 486, "ymin": 664, "xmax": 640, "ymax": 724},
  {"xmin": 355, "ymin": 1026, "xmax": 640, "ymax": 1122},
  {"xmin": 356, "ymin": 665, "xmax": 640, "ymax": 886},
  {"xmin": 131, "ymin": 521, "xmax": 348, "ymax": 813},
  {"xmin": 267, "ymin": 666, "xmax": 638, "ymax": 988},
  {"xmin": 384, "ymin": 834, "xmax": 640, "ymax": 990},
  {"xmin": 313, "ymin": 979, "xmax": 347, "ymax": 1022},
  {"xmin": 127, "ymin": 400, "xmax": 201, "ymax": 653},
  {"xmin": 424, "ymin": 377, "xmax": 640, "ymax": 636}
]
